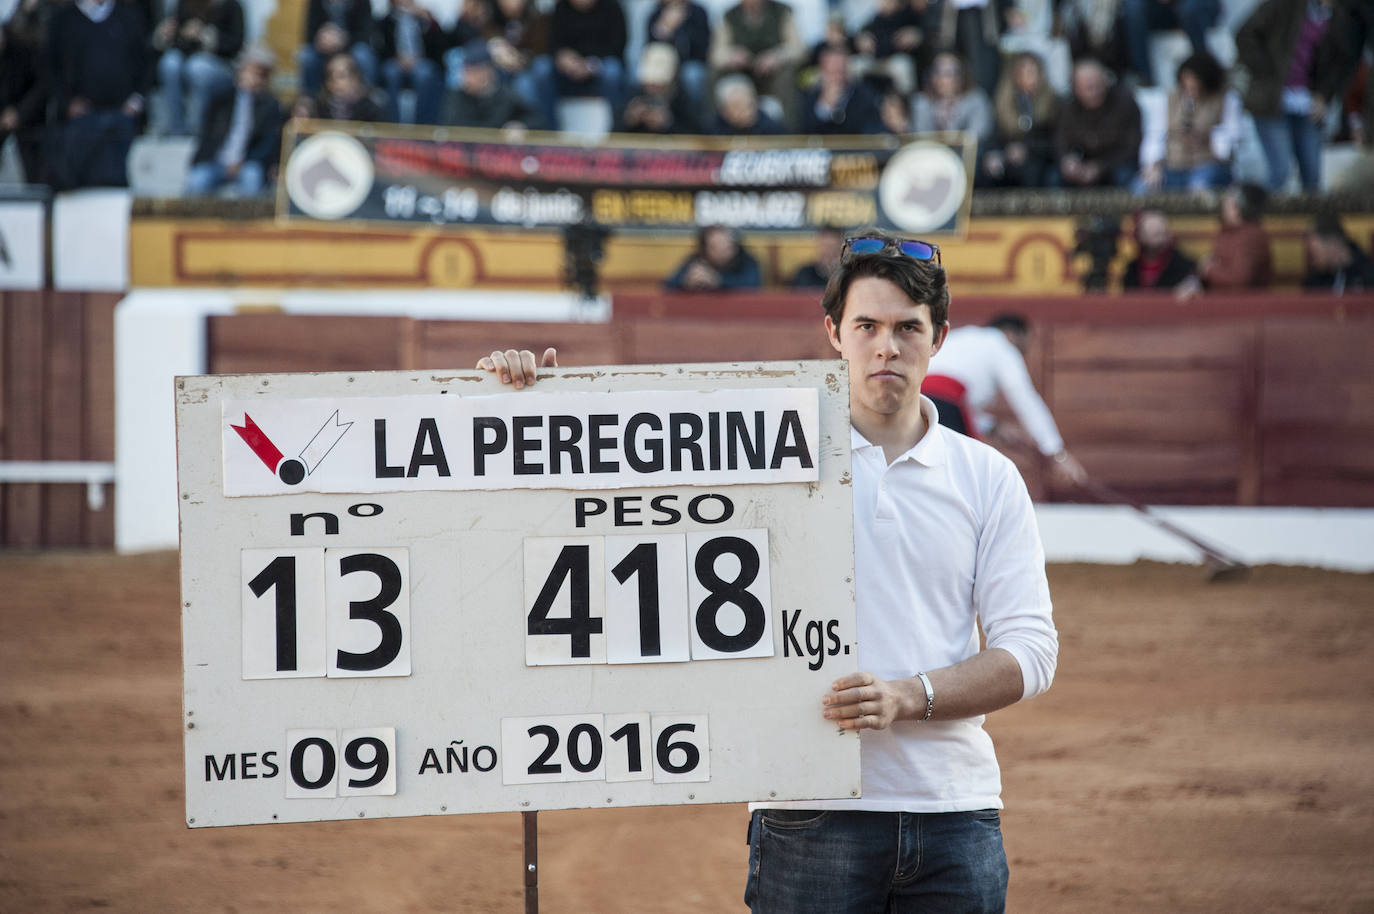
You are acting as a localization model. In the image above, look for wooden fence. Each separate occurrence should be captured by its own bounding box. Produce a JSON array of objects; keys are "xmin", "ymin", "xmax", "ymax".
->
[
  {"xmin": 0, "ymin": 291, "xmax": 118, "ymax": 548},
  {"xmin": 210, "ymin": 292, "xmax": 1374, "ymax": 509},
  {"xmin": 3, "ymin": 290, "xmax": 1371, "ymax": 547}
]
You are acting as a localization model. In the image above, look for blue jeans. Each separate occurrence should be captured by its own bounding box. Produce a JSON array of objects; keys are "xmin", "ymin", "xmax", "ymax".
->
[
  {"xmin": 1131, "ymin": 160, "xmax": 1232, "ymax": 193},
  {"xmin": 298, "ymin": 42, "xmax": 378, "ymax": 96},
  {"xmin": 381, "ymin": 56, "xmax": 443, "ymax": 123},
  {"xmin": 184, "ymin": 160, "xmax": 266, "ymax": 196},
  {"xmin": 679, "ymin": 59, "xmax": 708, "ymax": 121},
  {"xmin": 531, "ymin": 54, "xmax": 626, "ymax": 130},
  {"xmin": 158, "ymin": 49, "xmax": 233, "ymax": 134},
  {"xmin": 1253, "ymin": 114, "xmax": 1323, "ymax": 191},
  {"xmin": 1123, "ymin": 0, "xmax": 1220, "ymax": 84},
  {"xmin": 745, "ymin": 809, "xmax": 1009, "ymax": 913}
]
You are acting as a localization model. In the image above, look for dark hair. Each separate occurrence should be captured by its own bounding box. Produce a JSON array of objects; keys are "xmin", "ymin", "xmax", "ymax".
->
[
  {"xmin": 1177, "ymin": 51, "xmax": 1225, "ymax": 96},
  {"xmin": 820, "ymin": 230, "xmax": 950, "ymax": 333},
  {"xmin": 1229, "ymin": 182, "xmax": 1267, "ymax": 223},
  {"xmin": 988, "ymin": 313, "xmax": 1028, "ymax": 335},
  {"xmin": 1311, "ymin": 209, "xmax": 1350, "ymax": 243},
  {"xmin": 697, "ymin": 223, "xmax": 748, "ymax": 271}
]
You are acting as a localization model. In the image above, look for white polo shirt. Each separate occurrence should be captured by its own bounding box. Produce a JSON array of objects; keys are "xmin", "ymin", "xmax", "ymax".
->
[
  {"xmin": 926, "ymin": 325, "xmax": 1065, "ymax": 457},
  {"xmin": 765, "ymin": 397, "xmax": 1058, "ymax": 813}
]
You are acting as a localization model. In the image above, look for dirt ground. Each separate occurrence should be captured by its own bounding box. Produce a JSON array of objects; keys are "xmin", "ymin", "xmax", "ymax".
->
[{"xmin": 1, "ymin": 552, "xmax": 1372, "ymax": 913}]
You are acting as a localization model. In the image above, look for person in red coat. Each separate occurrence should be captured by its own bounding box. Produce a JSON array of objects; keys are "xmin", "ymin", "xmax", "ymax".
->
[{"xmin": 1199, "ymin": 183, "xmax": 1274, "ymax": 290}]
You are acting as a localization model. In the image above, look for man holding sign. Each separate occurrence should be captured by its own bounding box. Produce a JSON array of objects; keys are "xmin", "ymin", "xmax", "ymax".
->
[{"xmin": 481, "ymin": 230, "xmax": 1059, "ymax": 913}]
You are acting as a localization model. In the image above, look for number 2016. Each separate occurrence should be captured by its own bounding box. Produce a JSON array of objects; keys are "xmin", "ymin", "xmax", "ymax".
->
[
  {"xmin": 240, "ymin": 547, "xmax": 411, "ymax": 680},
  {"xmin": 501, "ymin": 713, "xmax": 709, "ymax": 785},
  {"xmin": 523, "ymin": 530, "xmax": 774, "ymax": 666}
]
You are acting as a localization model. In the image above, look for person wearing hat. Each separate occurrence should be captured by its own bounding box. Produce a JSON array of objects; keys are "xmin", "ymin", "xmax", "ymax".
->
[
  {"xmin": 184, "ymin": 47, "xmax": 283, "ymax": 196},
  {"xmin": 441, "ymin": 40, "xmax": 541, "ymax": 129},
  {"xmin": 616, "ymin": 42, "xmax": 700, "ymax": 134}
]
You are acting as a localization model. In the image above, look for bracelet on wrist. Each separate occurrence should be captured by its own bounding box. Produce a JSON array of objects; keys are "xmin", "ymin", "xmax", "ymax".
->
[{"xmin": 915, "ymin": 671, "xmax": 934, "ymax": 722}]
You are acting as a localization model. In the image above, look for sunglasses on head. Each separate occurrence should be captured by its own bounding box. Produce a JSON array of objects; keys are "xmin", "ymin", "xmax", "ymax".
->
[{"xmin": 842, "ymin": 235, "xmax": 942, "ymax": 265}]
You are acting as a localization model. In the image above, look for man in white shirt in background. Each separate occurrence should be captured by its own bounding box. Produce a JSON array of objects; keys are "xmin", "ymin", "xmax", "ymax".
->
[
  {"xmin": 924, "ymin": 313, "xmax": 1088, "ymax": 486},
  {"xmin": 479, "ymin": 232, "xmax": 1060, "ymax": 912}
]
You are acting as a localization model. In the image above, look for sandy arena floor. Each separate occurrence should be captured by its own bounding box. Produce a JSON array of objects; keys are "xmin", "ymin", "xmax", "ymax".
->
[{"xmin": 1, "ymin": 552, "xmax": 1371, "ymax": 913}]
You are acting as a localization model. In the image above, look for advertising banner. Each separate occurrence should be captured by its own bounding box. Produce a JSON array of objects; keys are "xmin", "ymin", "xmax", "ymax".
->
[{"xmin": 278, "ymin": 122, "xmax": 975, "ymax": 235}]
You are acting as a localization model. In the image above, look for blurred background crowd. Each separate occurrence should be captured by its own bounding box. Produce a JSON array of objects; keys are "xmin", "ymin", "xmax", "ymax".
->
[{"xmin": 2, "ymin": 0, "xmax": 1371, "ymax": 281}]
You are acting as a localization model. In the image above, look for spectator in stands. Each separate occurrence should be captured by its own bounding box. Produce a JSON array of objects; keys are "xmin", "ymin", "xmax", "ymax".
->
[
  {"xmin": 804, "ymin": 44, "xmax": 882, "ymax": 134},
  {"xmin": 299, "ymin": 51, "xmax": 385, "ymax": 122},
  {"xmin": 665, "ymin": 224, "xmax": 761, "ymax": 291},
  {"xmin": 924, "ymin": 313, "xmax": 1088, "ymax": 485},
  {"xmin": 878, "ymin": 87, "xmax": 914, "ymax": 133},
  {"xmin": 6, "ymin": 0, "xmax": 52, "ymax": 50},
  {"xmin": 856, "ymin": 0, "xmax": 925, "ymax": 96},
  {"xmin": 0, "ymin": 16, "xmax": 46, "ymax": 183},
  {"xmin": 1332, "ymin": 58, "xmax": 1373, "ymax": 191},
  {"xmin": 617, "ymin": 42, "xmax": 699, "ymax": 134},
  {"xmin": 1056, "ymin": 58, "xmax": 1142, "ymax": 187},
  {"xmin": 297, "ymin": 0, "xmax": 376, "ymax": 97},
  {"xmin": 44, "ymin": 0, "xmax": 151, "ymax": 189},
  {"xmin": 1197, "ymin": 182, "xmax": 1273, "ymax": 290},
  {"xmin": 984, "ymin": 50, "xmax": 1060, "ymax": 187},
  {"xmin": 443, "ymin": 0, "xmax": 495, "ymax": 85},
  {"xmin": 644, "ymin": 0, "xmax": 711, "ymax": 122},
  {"xmin": 375, "ymin": 0, "xmax": 446, "ymax": 124},
  {"xmin": 444, "ymin": 0, "xmax": 548, "ymax": 120},
  {"xmin": 802, "ymin": 14, "xmax": 859, "ymax": 90},
  {"xmin": 926, "ymin": 0, "xmax": 1003, "ymax": 97},
  {"xmin": 1122, "ymin": 0, "xmax": 1219, "ymax": 88},
  {"xmin": 708, "ymin": 73, "xmax": 784, "ymax": 135},
  {"xmin": 998, "ymin": 0, "xmax": 1069, "ymax": 93},
  {"xmin": 449, "ymin": 0, "xmax": 496, "ymax": 50},
  {"xmin": 1302, "ymin": 212, "xmax": 1374, "ymax": 293},
  {"xmin": 1235, "ymin": 0, "xmax": 1361, "ymax": 193},
  {"xmin": 487, "ymin": 0, "xmax": 548, "ymax": 110},
  {"xmin": 912, "ymin": 52, "xmax": 993, "ymax": 152},
  {"xmin": 710, "ymin": 0, "xmax": 804, "ymax": 130},
  {"xmin": 790, "ymin": 225, "xmax": 845, "ymax": 288},
  {"xmin": 1122, "ymin": 209, "xmax": 1200, "ymax": 295},
  {"xmin": 1058, "ymin": 0, "xmax": 1128, "ymax": 79},
  {"xmin": 185, "ymin": 48, "xmax": 282, "ymax": 197},
  {"xmin": 532, "ymin": 0, "xmax": 627, "ymax": 132},
  {"xmin": 153, "ymin": 0, "xmax": 244, "ymax": 135},
  {"xmin": 1134, "ymin": 51, "xmax": 1234, "ymax": 194},
  {"xmin": 442, "ymin": 40, "xmax": 539, "ymax": 130}
]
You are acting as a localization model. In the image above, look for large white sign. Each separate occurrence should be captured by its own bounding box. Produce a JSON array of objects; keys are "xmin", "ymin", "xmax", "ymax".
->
[{"xmin": 179, "ymin": 362, "xmax": 860, "ymax": 828}]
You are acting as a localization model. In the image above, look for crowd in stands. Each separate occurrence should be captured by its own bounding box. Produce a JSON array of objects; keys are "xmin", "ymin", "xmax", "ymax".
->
[
  {"xmin": 659, "ymin": 184, "xmax": 1372, "ymax": 295},
  {"xmin": 1, "ymin": 0, "xmax": 1371, "ymax": 206}
]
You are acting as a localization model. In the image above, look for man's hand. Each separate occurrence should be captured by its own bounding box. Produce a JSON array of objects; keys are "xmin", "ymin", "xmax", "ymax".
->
[
  {"xmin": 652, "ymin": 1, "xmax": 686, "ymax": 38},
  {"xmin": 476, "ymin": 347, "xmax": 558, "ymax": 389},
  {"xmin": 822, "ymin": 671, "xmax": 910, "ymax": 731},
  {"xmin": 754, "ymin": 48, "xmax": 782, "ymax": 78},
  {"xmin": 681, "ymin": 260, "xmax": 721, "ymax": 290},
  {"xmin": 1140, "ymin": 161, "xmax": 1163, "ymax": 192},
  {"xmin": 154, "ymin": 17, "xmax": 177, "ymax": 48},
  {"xmin": 555, "ymin": 49, "xmax": 590, "ymax": 80}
]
